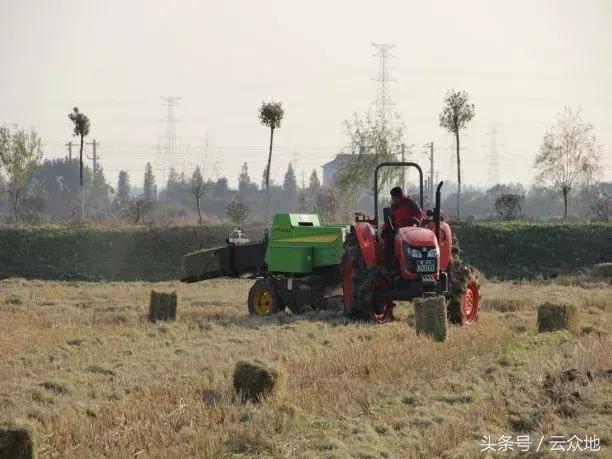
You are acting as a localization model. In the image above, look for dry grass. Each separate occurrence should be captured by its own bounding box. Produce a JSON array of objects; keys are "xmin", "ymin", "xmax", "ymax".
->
[{"xmin": 0, "ymin": 276, "xmax": 610, "ymax": 458}]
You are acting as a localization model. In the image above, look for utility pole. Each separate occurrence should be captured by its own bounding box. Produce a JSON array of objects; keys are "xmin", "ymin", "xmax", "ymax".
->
[
  {"xmin": 422, "ymin": 142, "xmax": 435, "ymax": 206},
  {"xmin": 429, "ymin": 141, "xmax": 434, "ymax": 205},
  {"xmin": 65, "ymin": 141, "xmax": 73, "ymax": 160},
  {"xmin": 400, "ymin": 143, "xmax": 406, "ymax": 190},
  {"xmin": 86, "ymin": 139, "xmax": 99, "ymax": 174}
]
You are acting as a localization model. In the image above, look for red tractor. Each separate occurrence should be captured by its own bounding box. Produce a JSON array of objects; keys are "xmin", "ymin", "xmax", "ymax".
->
[{"xmin": 342, "ymin": 162, "xmax": 480, "ymax": 325}]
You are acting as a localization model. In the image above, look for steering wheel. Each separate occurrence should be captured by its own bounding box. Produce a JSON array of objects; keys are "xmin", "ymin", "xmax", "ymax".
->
[{"xmin": 406, "ymin": 217, "xmax": 421, "ymax": 227}]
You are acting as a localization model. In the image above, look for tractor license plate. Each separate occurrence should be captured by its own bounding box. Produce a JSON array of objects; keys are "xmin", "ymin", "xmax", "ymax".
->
[{"xmin": 415, "ymin": 259, "xmax": 436, "ymax": 273}]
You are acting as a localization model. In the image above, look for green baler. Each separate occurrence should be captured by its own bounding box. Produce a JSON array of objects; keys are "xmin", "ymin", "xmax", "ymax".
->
[
  {"xmin": 265, "ymin": 213, "xmax": 347, "ymax": 273},
  {"xmin": 182, "ymin": 213, "xmax": 349, "ymax": 315}
]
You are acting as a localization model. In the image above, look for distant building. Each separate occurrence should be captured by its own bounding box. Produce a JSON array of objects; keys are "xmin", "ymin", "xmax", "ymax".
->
[{"xmin": 321, "ymin": 154, "xmax": 354, "ymax": 185}]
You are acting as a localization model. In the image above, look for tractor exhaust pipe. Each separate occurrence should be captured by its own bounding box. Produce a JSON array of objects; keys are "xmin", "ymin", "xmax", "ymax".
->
[{"xmin": 434, "ymin": 181, "xmax": 443, "ymax": 243}]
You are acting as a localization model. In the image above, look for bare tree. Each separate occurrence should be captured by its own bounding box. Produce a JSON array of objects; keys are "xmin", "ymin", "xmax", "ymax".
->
[
  {"xmin": 0, "ymin": 125, "xmax": 43, "ymax": 222},
  {"xmin": 439, "ymin": 90, "xmax": 476, "ymax": 220},
  {"xmin": 336, "ymin": 109, "xmax": 406, "ymax": 200},
  {"xmin": 190, "ymin": 166, "xmax": 209, "ymax": 224},
  {"xmin": 534, "ymin": 107, "xmax": 602, "ymax": 220},
  {"xmin": 68, "ymin": 107, "xmax": 90, "ymax": 222},
  {"xmin": 494, "ymin": 194, "xmax": 524, "ymax": 220},
  {"xmin": 258, "ymin": 101, "xmax": 284, "ymax": 220},
  {"xmin": 226, "ymin": 198, "xmax": 249, "ymax": 226}
]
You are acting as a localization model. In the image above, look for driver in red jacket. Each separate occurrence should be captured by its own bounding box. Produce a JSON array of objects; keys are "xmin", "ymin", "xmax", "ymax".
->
[
  {"xmin": 383, "ymin": 187, "xmax": 425, "ymax": 231},
  {"xmin": 383, "ymin": 187, "xmax": 425, "ymax": 267}
]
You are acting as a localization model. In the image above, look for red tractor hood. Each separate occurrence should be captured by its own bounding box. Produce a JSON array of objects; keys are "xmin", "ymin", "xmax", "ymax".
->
[{"xmin": 398, "ymin": 226, "xmax": 438, "ymax": 247}]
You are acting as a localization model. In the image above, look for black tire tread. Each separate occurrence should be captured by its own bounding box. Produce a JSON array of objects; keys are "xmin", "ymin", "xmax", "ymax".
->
[{"xmin": 247, "ymin": 278, "xmax": 281, "ymax": 316}]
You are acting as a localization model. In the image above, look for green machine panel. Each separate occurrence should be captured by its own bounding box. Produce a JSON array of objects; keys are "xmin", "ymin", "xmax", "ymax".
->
[{"xmin": 265, "ymin": 213, "xmax": 348, "ymax": 274}]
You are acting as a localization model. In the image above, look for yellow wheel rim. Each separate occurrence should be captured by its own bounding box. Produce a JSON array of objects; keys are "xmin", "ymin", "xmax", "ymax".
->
[{"xmin": 253, "ymin": 289, "xmax": 273, "ymax": 316}]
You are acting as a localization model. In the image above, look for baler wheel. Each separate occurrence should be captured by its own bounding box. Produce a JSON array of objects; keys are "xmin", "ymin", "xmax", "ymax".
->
[{"xmin": 248, "ymin": 278, "xmax": 281, "ymax": 316}]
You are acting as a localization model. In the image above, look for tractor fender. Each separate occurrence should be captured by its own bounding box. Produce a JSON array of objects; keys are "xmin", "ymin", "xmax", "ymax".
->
[
  {"xmin": 351, "ymin": 222, "xmax": 379, "ymax": 266},
  {"xmin": 426, "ymin": 221, "xmax": 452, "ymax": 271}
]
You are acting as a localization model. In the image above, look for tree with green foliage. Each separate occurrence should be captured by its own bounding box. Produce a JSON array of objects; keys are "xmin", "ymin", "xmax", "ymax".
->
[
  {"xmin": 534, "ymin": 107, "xmax": 602, "ymax": 220},
  {"xmin": 166, "ymin": 167, "xmax": 189, "ymax": 204},
  {"xmin": 88, "ymin": 166, "xmax": 110, "ymax": 214},
  {"xmin": 143, "ymin": 162, "xmax": 156, "ymax": 201},
  {"xmin": 212, "ymin": 177, "xmax": 230, "ymax": 198},
  {"xmin": 336, "ymin": 110, "xmax": 406, "ymax": 199},
  {"xmin": 0, "ymin": 125, "xmax": 43, "ymax": 222},
  {"xmin": 238, "ymin": 161, "xmax": 251, "ymax": 196},
  {"xmin": 117, "ymin": 170, "xmax": 130, "ymax": 202},
  {"xmin": 68, "ymin": 107, "xmax": 91, "ymax": 221},
  {"xmin": 283, "ymin": 162, "xmax": 297, "ymax": 208},
  {"xmin": 258, "ymin": 101, "xmax": 284, "ymax": 220},
  {"xmin": 309, "ymin": 169, "xmax": 321, "ymax": 194},
  {"xmin": 439, "ymin": 90, "xmax": 476, "ymax": 220},
  {"xmin": 227, "ymin": 198, "xmax": 249, "ymax": 227}
]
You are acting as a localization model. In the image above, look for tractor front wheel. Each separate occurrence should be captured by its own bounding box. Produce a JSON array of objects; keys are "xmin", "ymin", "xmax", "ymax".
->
[
  {"xmin": 248, "ymin": 278, "xmax": 281, "ymax": 316},
  {"xmin": 342, "ymin": 230, "xmax": 393, "ymax": 323},
  {"xmin": 446, "ymin": 243, "xmax": 480, "ymax": 325}
]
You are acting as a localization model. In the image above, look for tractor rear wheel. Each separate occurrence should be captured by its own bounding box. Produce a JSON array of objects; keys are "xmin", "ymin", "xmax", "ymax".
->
[
  {"xmin": 248, "ymin": 278, "xmax": 281, "ymax": 316},
  {"xmin": 446, "ymin": 239, "xmax": 480, "ymax": 325},
  {"xmin": 342, "ymin": 230, "xmax": 393, "ymax": 323}
]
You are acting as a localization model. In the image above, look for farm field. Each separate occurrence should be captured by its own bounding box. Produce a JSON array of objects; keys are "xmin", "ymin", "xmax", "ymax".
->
[{"xmin": 0, "ymin": 275, "xmax": 610, "ymax": 458}]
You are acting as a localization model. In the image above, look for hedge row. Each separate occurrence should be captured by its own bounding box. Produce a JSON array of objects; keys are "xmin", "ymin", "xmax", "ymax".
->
[
  {"xmin": 0, "ymin": 225, "xmax": 264, "ymax": 281},
  {"xmin": 0, "ymin": 222, "xmax": 610, "ymax": 281},
  {"xmin": 452, "ymin": 222, "xmax": 612, "ymax": 279}
]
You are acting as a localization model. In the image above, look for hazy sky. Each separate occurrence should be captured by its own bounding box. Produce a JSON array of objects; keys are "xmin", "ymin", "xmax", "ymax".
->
[{"xmin": 1, "ymin": 0, "xmax": 611, "ymax": 188}]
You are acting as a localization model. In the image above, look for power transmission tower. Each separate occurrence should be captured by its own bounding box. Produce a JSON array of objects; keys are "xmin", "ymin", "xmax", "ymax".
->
[
  {"xmin": 160, "ymin": 96, "xmax": 182, "ymax": 175},
  {"xmin": 484, "ymin": 125, "xmax": 502, "ymax": 185},
  {"xmin": 371, "ymin": 43, "xmax": 396, "ymax": 126}
]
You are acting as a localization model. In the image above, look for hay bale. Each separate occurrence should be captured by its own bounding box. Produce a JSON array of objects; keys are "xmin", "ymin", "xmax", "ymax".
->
[
  {"xmin": 592, "ymin": 263, "xmax": 612, "ymax": 278},
  {"xmin": 148, "ymin": 291, "xmax": 177, "ymax": 322},
  {"xmin": 413, "ymin": 296, "xmax": 447, "ymax": 342},
  {"xmin": 537, "ymin": 302, "xmax": 579, "ymax": 333},
  {"xmin": 0, "ymin": 423, "xmax": 37, "ymax": 459},
  {"xmin": 233, "ymin": 360, "xmax": 284, "ymax": 403}
]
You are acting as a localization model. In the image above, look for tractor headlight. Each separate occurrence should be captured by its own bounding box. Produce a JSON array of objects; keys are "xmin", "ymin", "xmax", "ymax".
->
[
  {"xmin": 403, "ymin": 242, "xmax": 423, "ymax": 258},
  {"xmin": 410, "ymin": 249, "xmax": 423, "ymax": 258},
  {"xmin": 427, "ymin": 247, "xmax": 440, "ymax": 258}
]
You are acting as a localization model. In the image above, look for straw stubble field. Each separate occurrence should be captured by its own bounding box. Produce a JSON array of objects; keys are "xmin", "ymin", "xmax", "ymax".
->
[{"xmin": 0, "ymin": 275, "xmax": 610, "ymax": 458}]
